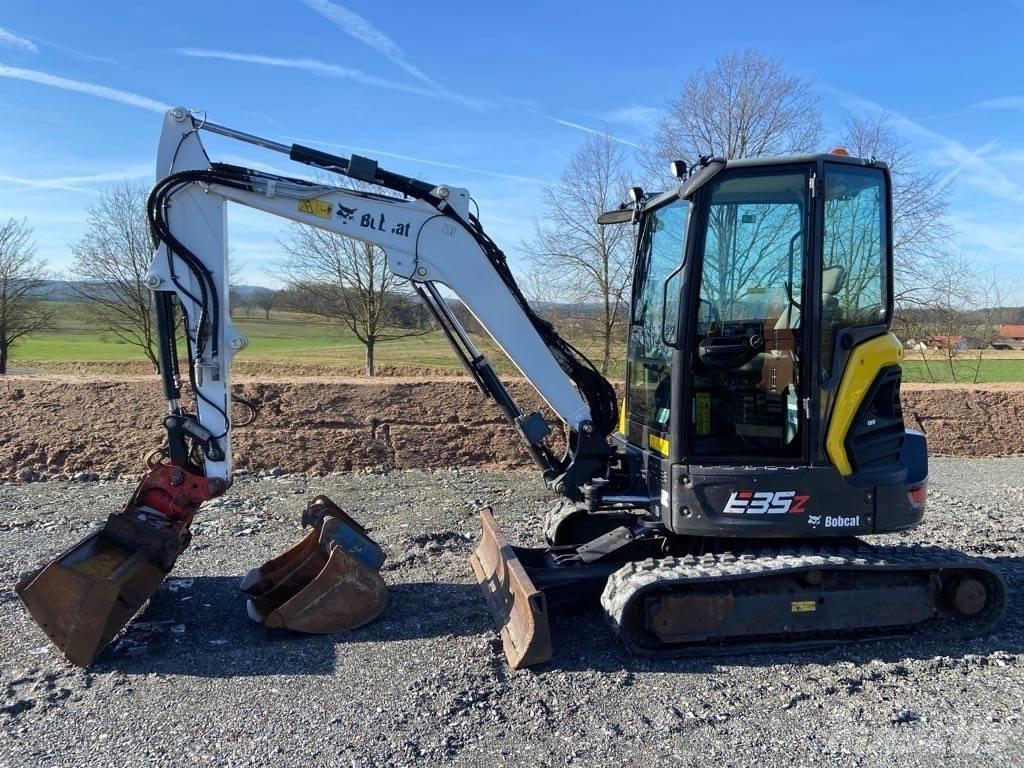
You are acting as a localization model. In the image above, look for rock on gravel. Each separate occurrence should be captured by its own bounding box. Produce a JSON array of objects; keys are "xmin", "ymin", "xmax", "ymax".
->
[{"xmin": 2, "ymin": 460, "xmax": 1024, "ymax": 766}]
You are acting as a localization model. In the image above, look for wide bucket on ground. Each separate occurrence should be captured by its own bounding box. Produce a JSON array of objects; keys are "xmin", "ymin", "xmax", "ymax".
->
[{"xmin": 16, "ymin": 514, "xmax": 189, "ymax": 667}]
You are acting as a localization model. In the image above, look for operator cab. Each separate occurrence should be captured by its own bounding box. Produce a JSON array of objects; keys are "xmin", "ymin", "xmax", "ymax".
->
[{"xmin": 603, "ymin": 153, "xmax": 922, "ymax": 538}]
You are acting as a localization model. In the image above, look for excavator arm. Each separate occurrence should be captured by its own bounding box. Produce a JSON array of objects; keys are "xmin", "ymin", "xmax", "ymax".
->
[
  {"xmin": 17, "ymin": 107, "xmax": 619, "ymax": 667},
  {"xmin": 149, "ymin": 107, "xmax": 614, "ymax": 495}
]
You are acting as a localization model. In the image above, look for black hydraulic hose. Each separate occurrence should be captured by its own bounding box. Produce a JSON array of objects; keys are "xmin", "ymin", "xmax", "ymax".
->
[
  {"xmin": 153, "ymin": 291, "xmax": 181, "ymax": 405},
  {"xmin": 147, "ymin": 168, "xmax": 254, "ymax": 359}
]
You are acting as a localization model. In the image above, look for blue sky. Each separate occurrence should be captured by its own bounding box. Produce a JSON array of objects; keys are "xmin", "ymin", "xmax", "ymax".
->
[{"xmin": 1, "ymin": 0, "xmax": 1023, "ymax": 296}]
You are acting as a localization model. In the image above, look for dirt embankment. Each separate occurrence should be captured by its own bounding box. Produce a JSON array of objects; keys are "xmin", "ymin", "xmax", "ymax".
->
[{"xmin": 1, "ymin": 376, "xmax": 1022, "ymax": 480}]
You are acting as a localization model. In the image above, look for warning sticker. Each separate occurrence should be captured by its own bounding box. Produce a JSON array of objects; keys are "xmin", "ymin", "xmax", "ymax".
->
[
  {"xmin": 790, "ymin": 600, "xmax": 817, "ymax": 613},
  {"xmin": 298, "ymin": 198, "xmax": 333, "ymax": 219}
]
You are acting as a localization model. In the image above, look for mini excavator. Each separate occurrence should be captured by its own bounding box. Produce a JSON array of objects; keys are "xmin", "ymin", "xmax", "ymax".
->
[{"xmin": 17, "ymin": 109, "xmax": 1007, "ymax": 668}]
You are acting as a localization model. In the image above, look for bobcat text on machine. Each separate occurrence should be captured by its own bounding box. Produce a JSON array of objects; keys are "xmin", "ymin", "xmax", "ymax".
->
[{"xmin": 17, "ymin": 108, "xmax": 1007, "ymax": 668}]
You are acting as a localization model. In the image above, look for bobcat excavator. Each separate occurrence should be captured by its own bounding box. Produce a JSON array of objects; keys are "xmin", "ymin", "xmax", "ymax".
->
[{"xmin": 17, "ymin": 108, "xmax": 1007, "ymax": 668}]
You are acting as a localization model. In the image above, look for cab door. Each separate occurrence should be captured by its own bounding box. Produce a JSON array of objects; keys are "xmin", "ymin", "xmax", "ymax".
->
[
  {"xmin": 625, "ymin": 199, "xmax": 689, "ymax": 459},
  {"xmin": 686, "ymin": 167, "xmax": 813, "ymax": 463}
]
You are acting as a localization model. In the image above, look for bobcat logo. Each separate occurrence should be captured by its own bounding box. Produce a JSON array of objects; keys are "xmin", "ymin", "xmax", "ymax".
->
[
  {"xmin": 808, "ymin": 515, "xmax": 822, "ymax": 528},
  {"xmin": 337, "ymin": 205, "xmax": 357, "ymax": 222}
]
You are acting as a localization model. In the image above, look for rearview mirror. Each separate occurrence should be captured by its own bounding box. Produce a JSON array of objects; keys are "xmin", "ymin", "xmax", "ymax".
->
[{"xmin": 597, "ymin": 207, "xmax": 633, "ymax": 225}]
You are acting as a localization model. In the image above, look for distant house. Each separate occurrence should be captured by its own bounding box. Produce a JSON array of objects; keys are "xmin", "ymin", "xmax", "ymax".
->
[
  {"xmin": 998, "ymin": 324, "xmax": 1024, "ymax": 341},
  {"xmin": 993, "ymin": 324, "xmax": 1024, "ymax": 350},
  {"xmin": 925, "ymin": 334, "xmax": 984, "ymax": 350}
]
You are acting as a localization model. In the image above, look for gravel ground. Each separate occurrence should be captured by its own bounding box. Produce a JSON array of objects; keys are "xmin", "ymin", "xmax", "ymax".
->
[{"xmin": 2, "ymin": 458, "xmax": 1023, "ymax": 767}]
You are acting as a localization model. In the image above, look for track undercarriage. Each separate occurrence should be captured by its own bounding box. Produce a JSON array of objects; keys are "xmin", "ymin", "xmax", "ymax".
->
[{"xmin": 471, "ymin": 508, "xmax": 1009, "ymax": 668}]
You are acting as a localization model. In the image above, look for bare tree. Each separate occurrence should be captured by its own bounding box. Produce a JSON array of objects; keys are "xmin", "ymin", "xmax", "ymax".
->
[
  {"xmin": 277, "ymin": 217, "xmax": 429, "ymax": 376},
  {"xmin": 0, "ymin": 219, "xmax": 54, "ymax": 374},
  {"xmin": 228, "ymin": 256, "xmax": 247, "ymax": 318},
  {"xmin": 252, "ymin": 287, "xmax": 278, "ymax": 320},
  {"xmin": 525, "ymin": 133, "xmax": 635, "ymax": 373},
  {"xmin": 643, "ymin": 49, "xmax": 822, "ymax": 180},
  {"xmin": 71, "ymin": 182, "xmax": 158, "ymax": 369},
  {"xmin": 839, "ymin": 112, "xmax": 949, "ymax": 306}
]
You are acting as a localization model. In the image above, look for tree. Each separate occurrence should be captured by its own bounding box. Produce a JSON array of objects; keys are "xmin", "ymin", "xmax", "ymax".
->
[
  {"xmin": 227, "ymin": 256, "xmax": 248, "ymax": 318},
  {"xmin": 252, "ymin": 287, "xmax": 278, "ymax": 320},
  {"xmin": 71, "ymin": 182, "xmax": 159, "ymax": 369},
  {"xmin": 525, "ymin": 132, "xmax": 636, "ymax": 373},
  {"xmin": 643, "ymin": 49, "xmax": 822, "ymax": 180},
  {"xmin": 839, "ymin": 112, "xmax": 950, "ymax": 306},
  {"xmin": 0, "ymin": 219, "xmax": 53, "ymax": 374},
  {"xmin": 276, "ymin": 217, "xmax": 430, "ymax": 376}
]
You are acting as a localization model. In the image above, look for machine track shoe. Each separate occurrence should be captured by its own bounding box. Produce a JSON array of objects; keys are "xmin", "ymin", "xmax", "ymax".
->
[{"xmin": 240, "ymin": 496, "xmax": 388, "ymax": 633}]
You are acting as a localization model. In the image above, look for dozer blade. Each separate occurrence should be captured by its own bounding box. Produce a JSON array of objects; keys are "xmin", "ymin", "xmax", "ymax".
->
[
  {"xmin": 240, "ymin": 496, "xmax": 388, "ymax": 634},
  {"xmin": 15, "ymin": 511, "xmax": 190, "ymax": 667},
  {"xmin": 469, "ymin": 508, "xmax": 552, "ymax": 669}
]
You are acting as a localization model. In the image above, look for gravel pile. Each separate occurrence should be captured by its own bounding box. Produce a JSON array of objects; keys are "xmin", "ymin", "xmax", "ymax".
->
[{"xmin": 2, "ymin": 459, "xmax": 1023, "ymax": 766}]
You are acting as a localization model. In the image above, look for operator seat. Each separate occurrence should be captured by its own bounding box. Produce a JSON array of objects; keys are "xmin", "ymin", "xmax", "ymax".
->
[{"xmin": 819, "ymin": 265, "xmax": 847, "ymax": 371}]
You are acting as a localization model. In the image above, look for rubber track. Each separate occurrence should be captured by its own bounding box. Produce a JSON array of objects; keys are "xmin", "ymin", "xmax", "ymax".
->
[{"xmin": 600, "ymin": 543, "xmax": 1009, "ymax": 659}]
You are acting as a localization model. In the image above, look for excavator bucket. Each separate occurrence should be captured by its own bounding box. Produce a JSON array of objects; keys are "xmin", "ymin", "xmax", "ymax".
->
[
  {"xmin": 469, "ymin": 508, "xmax": 552, "ymax": 668},
  {"xmin": 241, "ymin": 496, "xmax": 388, "ymax": 633},
  {"xmin": 15, "ymin": 510, "xmax": 191, "ymax": 667}
]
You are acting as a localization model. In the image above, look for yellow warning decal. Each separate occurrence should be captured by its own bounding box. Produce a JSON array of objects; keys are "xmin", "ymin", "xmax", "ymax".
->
[
  {"xmin": 791, "ymin": 600, "xmax": 817, "ymax": 613},
  {"xmin": 298, "ymin": 198, "xmax": 333, "ymax": 219},
  {"xmin": 648, "ymin": 433, "xmax": 670, "ymax": 456}
]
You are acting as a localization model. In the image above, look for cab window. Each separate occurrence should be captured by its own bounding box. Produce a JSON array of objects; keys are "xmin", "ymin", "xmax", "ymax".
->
[
  {"xmin": 627, "ymin": 200, "xmax": 688, "ymax": 430},
  {"xmin": 820, "ymin": 164, "xmax": 889, "ymax": 377}
]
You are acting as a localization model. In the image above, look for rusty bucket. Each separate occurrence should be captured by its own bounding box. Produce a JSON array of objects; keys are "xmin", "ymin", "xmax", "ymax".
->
[
  {"xmin": 16, "ymin": 511, "xmax": 191, "ymax": 667},
  {"xmin": 469, "ymin": 508, "xmax": 552, "ymax": 668},
  {"xmin": 240, "ymin": 496, "xmax": 388, "ymax": 633}
]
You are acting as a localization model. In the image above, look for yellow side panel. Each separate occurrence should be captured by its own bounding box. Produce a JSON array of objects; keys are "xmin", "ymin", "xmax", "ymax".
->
[
  {"xmin": 616, "ymin": 397, "xmax": 627, "ymax": 436},
  {"xmin": 649, "ymin": 433, "xmax": 670, "ymax": 456},
  {"xmin": 826, "ymin": 332, "xmax": 904, "ymax": 475}
]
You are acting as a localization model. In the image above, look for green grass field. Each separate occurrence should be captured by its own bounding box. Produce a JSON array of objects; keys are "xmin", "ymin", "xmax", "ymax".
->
[
  {"xmin": 11, "ymin": 304, "xmax": 624, "ymax": 377},
  {"xmin": 8, "ymin": 303, "xmax": 1022, "ymax": 383},
  {"xmin": 899, "ymin": 358, "xmax": 1024, "ymax": 384}
]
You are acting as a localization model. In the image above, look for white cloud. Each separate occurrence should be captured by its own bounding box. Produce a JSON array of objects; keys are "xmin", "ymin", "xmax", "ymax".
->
[
  {"xmin": 601, "ymin": 105, "xmax": 662, "ymax": 126},
  {"xmin": 298, "ymin": 0, "xmax": 481, "ymax": 110},
  {"xmin": 540, "ymin": 114, "xmax": 641, "ymax": 149},
  {"xmin": 975, "ymin": 96, "xmax": 1024, "ymax": 114},
  {"xmin": 825, "ymin": 86, "xmax": 1024, "ymax": 206},
  {"xmin": 0, "ymin": 163, "xmax": 153, "ymax": 194},
  {"xmin": 0, "ymin": 65, "xmax": 169, "ymax": 112},
  {"xmin": 177, "ymin": 48, "xmax": 458, "ymax": 103},
  {"xmin": 0, "ymin": 27, "xmax": 38, "ymax": 53},
  {"xmin": 948, "ymin": 212, "xmax": 1024, "ymax": 260}
]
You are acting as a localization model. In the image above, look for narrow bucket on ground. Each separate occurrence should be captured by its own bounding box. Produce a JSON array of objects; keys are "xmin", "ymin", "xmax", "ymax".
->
[{"xmin": 240, "ymin": 496, "xmax": 388, "ymax": 634}]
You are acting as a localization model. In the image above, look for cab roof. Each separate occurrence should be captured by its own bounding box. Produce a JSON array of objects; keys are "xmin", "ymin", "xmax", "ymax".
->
[{"xmin": 598, "ymin": 152, "xmax": 888, "ymax": 225}]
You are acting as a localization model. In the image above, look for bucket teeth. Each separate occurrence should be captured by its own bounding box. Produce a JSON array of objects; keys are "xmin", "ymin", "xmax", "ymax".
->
[{"xmin": 240, "ymin": 496, "xmax": 388, "ymax": 634}]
